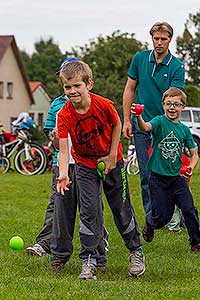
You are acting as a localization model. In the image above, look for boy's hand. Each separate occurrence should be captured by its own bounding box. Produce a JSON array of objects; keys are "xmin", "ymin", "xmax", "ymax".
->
[
  {"xmin": 180, "ymin": 166, "xmax": 192, "ymax": 179},
  {"xmin": 131, "ymin": 103, "xmax": 144, "ymax": 116},
  {"xmin": 97, "ymin": 155, "xmax": 117, "ymax": 174},
  {"xmin": 56, "ymin": 174, "xmax": 71, "ymax": 195}
]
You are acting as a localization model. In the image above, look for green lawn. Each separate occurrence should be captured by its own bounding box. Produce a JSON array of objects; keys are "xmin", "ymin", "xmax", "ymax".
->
[{"xmin": 0, "ymin": 167, "xmax": 200, "ymax": 300}]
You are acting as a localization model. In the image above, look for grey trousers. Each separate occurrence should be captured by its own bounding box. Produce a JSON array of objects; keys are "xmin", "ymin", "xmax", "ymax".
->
[
  {"xmin": 36, "ymin": 167, "xmax": 58, "ymax": 253},
  {"xmin": 75, "ymin": 160, "xmax": 142, "ymax": 261},
  {"xmin": 50, "ymin": 164, "xmax": 78, "ymax": 262}
]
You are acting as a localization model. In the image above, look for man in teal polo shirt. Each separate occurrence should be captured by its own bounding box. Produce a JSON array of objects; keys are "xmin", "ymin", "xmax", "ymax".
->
[{"xmin": 122, "ymin": 22, "xmax": 185, "ymax": 240}]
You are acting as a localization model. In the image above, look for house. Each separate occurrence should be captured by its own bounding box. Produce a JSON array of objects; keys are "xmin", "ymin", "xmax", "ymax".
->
[
  {"xmin": 29, "ymin": 82, "xmax": 51, "ymax": 127},
  {"xmin": 0, "ymin": 35, "xmax": 34, "ymax": 131}
]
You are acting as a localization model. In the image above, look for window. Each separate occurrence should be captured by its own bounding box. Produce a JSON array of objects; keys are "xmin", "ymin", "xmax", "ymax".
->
[
  {"xmin": 38, "ymin": 113, "xmax": 44, "ymax": 127},
  {"xmin": 0, "ymin": 81, "xmax": 3, "ymax": 98},
  {"xmin": 180, "ymin": 110, "xmax": 191, "ymax": 122},
  {"xmin": 193, "ymin": 111, "xmax": 200, "ymax": 123},
  {"xmin": 7, "ymin": 82, "xmax": 13, "ymax": 99}
]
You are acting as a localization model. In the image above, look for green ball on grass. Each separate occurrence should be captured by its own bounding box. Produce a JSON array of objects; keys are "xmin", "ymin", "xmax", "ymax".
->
[{"xmin": 9, "ymin": 236, "xmax": 24, "ymax": 250}]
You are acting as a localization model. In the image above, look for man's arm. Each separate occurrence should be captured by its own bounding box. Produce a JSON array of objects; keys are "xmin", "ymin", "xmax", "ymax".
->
[
  {"xmin": 170, "ymin": 64, "xmax": 185, "ymax": 91},
  {"xmin": 122, "ymin": 77, "xmax": 137, "ymax": 139}
]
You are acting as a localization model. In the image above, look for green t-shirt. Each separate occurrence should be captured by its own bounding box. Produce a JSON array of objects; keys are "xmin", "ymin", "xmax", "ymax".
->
[
  {"xmin": 147, "ymin": 115, "xmax": 196, "ymax": 176},
  {"xmin": 128, "ymin": 50, "xmax": 185, "ymax": 121}
]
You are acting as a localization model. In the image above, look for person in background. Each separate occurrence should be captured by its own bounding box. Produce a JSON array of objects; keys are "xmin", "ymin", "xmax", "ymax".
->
[{"xmin": 122, "ymin": 22, "xmax": 185, "ymax": 241}]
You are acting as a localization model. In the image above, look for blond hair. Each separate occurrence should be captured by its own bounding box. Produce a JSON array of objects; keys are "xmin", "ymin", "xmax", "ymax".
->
[
  {"xmin": 162, "ymin": 87, "xmax": 187, "ymax": 105},
  {"xmin": 60, "ymin": 61, "xmax": 93, "ymax": 83},
  {"xmin": 150, "ymin": 22, "xmax": 173, "ymax": 38}
]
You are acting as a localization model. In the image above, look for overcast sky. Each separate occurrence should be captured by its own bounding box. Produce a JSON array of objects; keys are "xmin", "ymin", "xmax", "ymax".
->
[{"xmin": 0, "ymin": 0, "xmax": 199, "ymax": 55}]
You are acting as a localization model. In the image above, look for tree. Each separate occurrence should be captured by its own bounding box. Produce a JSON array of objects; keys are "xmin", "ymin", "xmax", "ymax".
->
[
  {"xmin": 176, "ymin": 11, "xmax": 200, "ymax": 86},
  {"xmin": 185, "ymin": 85, "xmax": 200, "ymax": 107},
  {"xmin": 21, "ymin": 38, "xmax": 66, "ymax": 98},
  {"xmin": 71, "ymin": 30, "xmax": 147, "ymax": 119}
]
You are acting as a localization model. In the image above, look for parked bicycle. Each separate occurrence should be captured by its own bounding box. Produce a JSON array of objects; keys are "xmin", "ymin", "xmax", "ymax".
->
[
  {"xmin": 0, "ymin": 124, "xmax": 48, "ymax": 175},
  {"xmin": 124, "ymin": 144, "xmax": 139, "ymax": 175}
]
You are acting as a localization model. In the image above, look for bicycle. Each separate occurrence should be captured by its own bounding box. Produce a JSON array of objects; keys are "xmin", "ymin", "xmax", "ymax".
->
[
  {"xmin": 124, "ymin": 144, "xmax": 139, "ymax": 175},
  {"xmin": 0, "ymin": 125, "xmax": 48, "ymax": 175}
]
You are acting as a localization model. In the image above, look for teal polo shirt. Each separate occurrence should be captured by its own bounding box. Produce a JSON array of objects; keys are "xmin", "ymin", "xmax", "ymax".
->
[{"xmin": 128, "ymin": 50, "xmax": 185, "ymax": 121}]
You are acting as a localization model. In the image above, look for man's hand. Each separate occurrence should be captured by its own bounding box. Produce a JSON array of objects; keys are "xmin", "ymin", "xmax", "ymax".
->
[{"xmin": 122, "ymin": 121, "xmax": 133, "ymax": 139}]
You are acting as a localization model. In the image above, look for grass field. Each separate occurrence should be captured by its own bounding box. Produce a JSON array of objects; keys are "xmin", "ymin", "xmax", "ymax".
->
[{"xmin": 0, "ymin": 166, "xmax": 200, "ymax": 300}]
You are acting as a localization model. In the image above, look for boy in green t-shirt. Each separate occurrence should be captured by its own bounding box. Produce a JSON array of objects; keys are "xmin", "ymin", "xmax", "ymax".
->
[{"xmin": 131, "ymin": 87, "xmax": 200, "ymax": 252}]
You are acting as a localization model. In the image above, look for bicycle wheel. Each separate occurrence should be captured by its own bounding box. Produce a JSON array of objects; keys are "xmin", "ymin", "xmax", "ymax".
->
[
  {"xmin": 14, "ymin": 143, "xmax": 48, "ymax": 175},
  {"xmin": 0, "ymin": 157, "xmax": 10, "ymax": 174},
  {"xmin": 126, "ymin": 156, "xmax": 140, "ymax": 175}
]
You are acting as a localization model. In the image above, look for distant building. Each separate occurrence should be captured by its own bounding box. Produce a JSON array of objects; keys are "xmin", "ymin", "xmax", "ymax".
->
[
  {"xmin": 29, "ymin": 82, "xmax": 51, "ymax": 127},
  {"xmin": 0, "ymin": 35, "xmax": 34, "ymax": 130}
]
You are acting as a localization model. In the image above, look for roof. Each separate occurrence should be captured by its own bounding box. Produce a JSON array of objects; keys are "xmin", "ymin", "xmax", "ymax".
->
[
  {"xmin": 29, "ymin": 81, "xmax": 48, "ymax": 94},
  {"xmin": 0, "ymin": 35, "xmax": 34, "ymax": 104}
]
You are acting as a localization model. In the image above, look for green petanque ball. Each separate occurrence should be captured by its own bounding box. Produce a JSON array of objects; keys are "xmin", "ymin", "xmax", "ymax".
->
[
  {"xmin": 97, "ymin": 161, "xmax": 106, "ymax": 172},
  {"xmin": 9, "ymin": 236, "xmax": 24, "ymax": 250}
]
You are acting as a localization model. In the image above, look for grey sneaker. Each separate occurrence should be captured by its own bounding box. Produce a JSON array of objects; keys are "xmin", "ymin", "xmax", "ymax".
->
[
  {"xmin": 129, "ymin": 249, "xmax": 145, "ymax": 278},
  {"xmin": 26, "ymin": 243, "xmax": 47, "ymax": 257},
  {"xmin": 78, "ymin": 256, "xmax": 97, "ymax": 280}
]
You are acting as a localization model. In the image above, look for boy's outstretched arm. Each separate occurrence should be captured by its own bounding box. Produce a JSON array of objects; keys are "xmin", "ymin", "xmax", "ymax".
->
[
  {"xmin": 136, "ymin": 115, "xmax": 152, "ymax": 132},
  {"xmin": 57, "ymin": 138, "xmax": 71, "ymax": 195}
]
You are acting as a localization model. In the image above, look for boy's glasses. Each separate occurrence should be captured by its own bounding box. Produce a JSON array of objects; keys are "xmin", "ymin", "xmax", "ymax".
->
[{"xmin": 164, "ymin": 101, "xmax": 184, "ymax": 108}]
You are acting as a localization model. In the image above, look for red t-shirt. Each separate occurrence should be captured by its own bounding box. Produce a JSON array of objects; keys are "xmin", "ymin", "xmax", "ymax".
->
[{"xmin": 57, "ymin": 93, "xmax": 123, "ymax": 168}]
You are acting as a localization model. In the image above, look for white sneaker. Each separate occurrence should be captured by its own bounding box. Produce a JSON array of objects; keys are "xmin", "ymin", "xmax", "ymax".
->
[
  {"xmin": 26, "ymin": 243, "xmax": 47, "ymax": 257},
  {"xmin": 129, "ymin": 248, "xmax": 145, "ymax": 277}
]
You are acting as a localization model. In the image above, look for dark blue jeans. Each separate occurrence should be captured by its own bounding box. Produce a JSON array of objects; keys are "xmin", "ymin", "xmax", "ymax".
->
[
  {"xmin": 150, "ymin": 172, "xmax": 200, "ymax": 246},
  {"xmin": 132, "ymin": 117, "xmax": 153, "ymax": 226}
]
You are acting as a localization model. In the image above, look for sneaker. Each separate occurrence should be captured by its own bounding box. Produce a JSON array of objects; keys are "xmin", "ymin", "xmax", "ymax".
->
[
  {"xmin": 26, "ymin": 243, "xmax": 47, "ymax": 257},
  {"xmin": 129, "ymin": 249, "xmax": 145, "ymax": 278},
  {"xmin": 142, "ymin": 223, "xmax": 154, "ymax": 242},
  {"xmin": 96, "ymin": 262, "xmax": 106, "ymax": 273},
  {"xmin": 191, "ymin": 243, "xmax": 200, "ymax": 252},
  {"xmin": 50, "ymin": 259, "xmax": 65, "ymax": 272},
  {"xmin": 78, "ymin": 257, "xmax": 97, "ymax": 280}
]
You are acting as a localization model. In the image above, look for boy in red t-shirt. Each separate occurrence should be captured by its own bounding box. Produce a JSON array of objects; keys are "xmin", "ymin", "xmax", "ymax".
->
[{"xmin": 57, "ymin": 61, "xmax": 145, "ymax": 280}]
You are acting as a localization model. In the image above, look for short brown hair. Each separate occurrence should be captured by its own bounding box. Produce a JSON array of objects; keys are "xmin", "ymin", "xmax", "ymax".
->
[
  {"xmin": 60, "ymin": 61, "xmax": 93, "ymax": 83},
  {"xmin": 162, "ymin": 87, "xmax": 187, "ymax": 105},
  {"xmin": 150, "ymin": 22, "xmax": 173, "ymax": 38}
]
